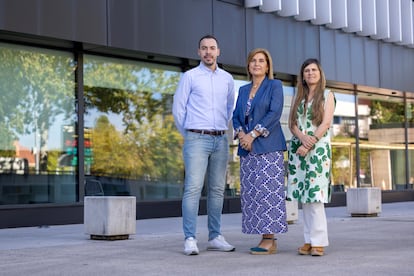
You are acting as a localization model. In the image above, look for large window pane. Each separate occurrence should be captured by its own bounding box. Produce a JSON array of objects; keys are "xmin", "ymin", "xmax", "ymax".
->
[
  {"xmin": 358, "ymin": 93, "xmax": 406, "ymax": 190},
  {"xmin": 331, "ymin": 91, "xmax": 356, "ymax": 191},
  {"xmin": 407, "ymin": 97, "xmax": 414, "ymax": 189},
  {"xmin": 83, "ymin": 55, "xmax": 182, "ymax": 200},
  {"xmin": 0, "ymin": 43, "xmax": 76, "ymax": 204}
]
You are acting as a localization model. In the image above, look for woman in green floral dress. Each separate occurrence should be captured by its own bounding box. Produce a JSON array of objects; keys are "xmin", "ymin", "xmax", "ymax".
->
[{"xmin": 286, "ymin": 58, "xmax": 336, "ymax": 257}]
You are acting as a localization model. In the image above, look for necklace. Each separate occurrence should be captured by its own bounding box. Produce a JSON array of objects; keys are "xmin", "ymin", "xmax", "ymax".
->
[
  {"xmin": 251, "ymin": 80, "xmax": 262, "ymax": 98},
  {"xmin": 252, "ymin": 78, "xmax": 263, "ymax": 89},
  {"xmin": 250, "ymin": 89, "xmax": 256, "ymax": 99}
]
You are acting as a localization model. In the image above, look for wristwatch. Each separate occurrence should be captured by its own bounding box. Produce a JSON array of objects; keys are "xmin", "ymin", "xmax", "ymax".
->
[{"xmin": 250, "ymin": 131, "xmax": 257, "ymax": 139}]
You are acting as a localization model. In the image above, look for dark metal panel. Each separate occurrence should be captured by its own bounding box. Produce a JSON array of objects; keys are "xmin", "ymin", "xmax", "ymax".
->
[
  {"xmin": 0, "ymin": 204, "xmax": 84, "ymax": 228},
  {"xmin": 0, "ymin": 0, "xmax": 39, "ymax": 35},
  {"xmin": 363, "ymin": 38, "xmax": 380, "ymax": 88},
  {"xmin": 297, "ymin": 22, "xmax": 320, "ymax": 71},
  {"xmin": 0, "ymin": 198, "xmax": 239, "ymax": 228},
  {"xmin": 349, "ymin": 36, "xmax": 365, "ymax": 85},
  {"xmin": 1, "ymin": 192, "xmax": 413, "ymax": 228},
  {"xmin": 397, "ymin": 48, "xmax": 411, "ymax": 91},
  {"xmin": 285, "ymin": 19, "xmax": 320, "ymax": 75},
  {"xmin": 322, "ymin": 28, "xmax": 412, "ymax": 92},
  {"xmin": 400, "ymin": 47, "xmax": 414, "ymax": 92},
  {"xmin": 378, "ymin": 43, "xmax": 413, "ymax": 92},
  {"xmin": 348, "ymin": 36, "xmax": 380, "ymax": 88},
  {"xmin": 321, "ymin": 29, "xmax": 373, "ymax": 85},
  {"xmin": 378, "ymin": 43, "xmax": 393, "ymax": 90},
  {"xmin": 246, "ymin": 10, "xmax": 319, "ymax": 76},
  {"xmin": 395, "ymin": 46, "xmax": 414, "ymax": 92},
  {"xmin": 334, "ymin": 31, "xmax": 352, "ymax": 83},
  {"xmin": 218, "ymin": 0, "xmax": 243, "ymax": 5},
  {"xmin": 320, "ymin": 26, "xmax": 380, "ymax": 88},
  {"xmin": 39, "ymin": 0, "xmax": 107, "ymax": 45},
  {"xmin": 212, "ymin": 0, "xmax": 246, "ymax": 68},
  {"xmin": 0, "ymin": 0, "xmax": 107, "ymax": 45},
  {"xmin": 108, "ymin": 0, "xmax": 213, "ymax": 59},
  {"xmin": 320, "ymin": 27, "xmax": 337, "ymax": 82}
]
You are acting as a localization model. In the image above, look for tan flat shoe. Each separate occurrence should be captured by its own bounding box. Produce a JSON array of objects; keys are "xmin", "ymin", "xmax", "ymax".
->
[
  {"xmin": 298, "ymin": 243, "xmax": 311, "ymax": 255},
  {"xmin": 311, "ymin": 246, "xmax": 324, "ymax": 256}
]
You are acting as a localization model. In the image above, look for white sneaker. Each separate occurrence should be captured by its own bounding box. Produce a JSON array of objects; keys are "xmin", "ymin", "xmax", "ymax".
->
[
  {"xmin": 207, "ymin": 235, "xmax": 235, "ymax": 252},
  {"xmin": 184, "ymin": 237, "xmax": 199, "ymax": 255}
]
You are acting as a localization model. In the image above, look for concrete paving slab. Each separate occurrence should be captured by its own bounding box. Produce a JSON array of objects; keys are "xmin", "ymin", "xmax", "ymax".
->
[{"xmin": 0, "ymin": 201, "xmax": 413, "ymax": 275}]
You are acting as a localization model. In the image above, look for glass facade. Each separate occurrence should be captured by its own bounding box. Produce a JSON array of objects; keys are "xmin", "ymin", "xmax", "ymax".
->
[
  {"xmin": 0, "ymin": 43, "xmax": 77, "ymax": 204},
  {"xmin": 409, "ymin": 98, "xmax": 414, "ymax": 188},
  {"xmin": 357, "ymin": 93, "xmax": 406, "ymax": 190},
  {"xmin": 328, "ymin": 91, "xmax": 356, "ymax": 192},
  {"xmin": 329, "ymin": 91, "xmax": 414, "ymax": 191},
  {"xmin": 83, "ymin": 55, "xmax": 183, "ymax": 200},
  {"xmin": 0, "ymin": 42, "xmax": 413, "ymax": 207}
]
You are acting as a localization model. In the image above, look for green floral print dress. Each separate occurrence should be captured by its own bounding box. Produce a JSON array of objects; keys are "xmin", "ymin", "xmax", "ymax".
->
[{"xmin": 286, "ymin": 91, "xmax": 335, "ymax": 203}]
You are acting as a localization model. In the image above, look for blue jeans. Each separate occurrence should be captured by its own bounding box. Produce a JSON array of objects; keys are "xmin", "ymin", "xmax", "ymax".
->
[{"xmin": 182, "ymin": 130, "xmax": 229, "ymax": 241}]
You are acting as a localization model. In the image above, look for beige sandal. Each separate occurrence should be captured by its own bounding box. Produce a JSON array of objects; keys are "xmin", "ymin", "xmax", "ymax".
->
[
  {"xmin": 311, "ymin": 246, "xmax": 324, "ymax": 256},
  {"xmin": 298, "ymin": 243, "xmax": 311, "ymax": 255}
]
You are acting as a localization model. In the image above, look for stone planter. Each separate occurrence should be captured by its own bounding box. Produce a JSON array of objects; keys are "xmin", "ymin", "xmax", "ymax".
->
[
  {"xmin": 285, "ymin": 200, "xmax": 298, "ymax": 224},
  {"xmin": 346, "ymin": 187, "xmax": 381, "ymax": 217},
  {"xmin": 84, "ymin": 196, "xmax": 136, "ymax": 240}
]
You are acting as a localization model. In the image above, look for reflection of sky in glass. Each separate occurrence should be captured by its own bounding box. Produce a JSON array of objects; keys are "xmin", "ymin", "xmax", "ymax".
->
[
  {"xmin": 234, "ymin": 79, "xmax": 248, "ymax": 108},
  {"xmin": 18, "ymin": 114, "xmax": 73, "ymax": 150},
  {"xmin": 283, "ymin": 86, "xmax": 295, "ymax": 96},
  {"xmin": 19, "ymin": 107, "xmax": 127, "ymax": 150},
  {"xmin": 84, "ymin": 109, "xmax": 125, "ymax": 132},
  {"xmin": 335, "ymin": 93, "xmax": 355, "ymax": 102}
]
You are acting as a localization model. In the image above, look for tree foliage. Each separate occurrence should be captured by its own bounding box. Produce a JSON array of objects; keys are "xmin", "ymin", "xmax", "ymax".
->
[
  {"xmin": 83, "ymin": 58, "xmax": 183, "ymax": 181},
  {"xmin": 0, "ymin": 45, "xmax": 75, "ymax": 170},
  {"xmin": 370, "ymin": 100, "xmax": 408, "ymax": 124}
]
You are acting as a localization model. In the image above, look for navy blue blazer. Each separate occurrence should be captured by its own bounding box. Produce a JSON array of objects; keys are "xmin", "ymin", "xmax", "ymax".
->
[{"xmin": 232, "ymin": 77, "xmax": 287, "ymax": 157}]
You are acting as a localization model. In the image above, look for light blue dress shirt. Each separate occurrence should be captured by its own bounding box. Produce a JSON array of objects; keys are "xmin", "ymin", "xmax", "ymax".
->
[{"xmin": 172, "ymin": 62, "xmax": 235, "ymax": 135}]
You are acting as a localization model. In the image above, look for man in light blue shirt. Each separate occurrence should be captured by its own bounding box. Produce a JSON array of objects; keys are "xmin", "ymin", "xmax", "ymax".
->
[{"xmin": 172, "ymin": 34, "xmax": 235, "ymax": 256}]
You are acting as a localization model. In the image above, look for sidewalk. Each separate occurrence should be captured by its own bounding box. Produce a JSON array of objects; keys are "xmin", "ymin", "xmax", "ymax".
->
[{"xmin": 1, "ymin": 201, "xmax": 413, "ymax": 276}]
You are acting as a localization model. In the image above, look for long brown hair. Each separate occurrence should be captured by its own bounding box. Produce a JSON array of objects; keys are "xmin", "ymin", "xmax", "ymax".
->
[
  {"xmin": 246, "ymin": 48, "xmax": 274, "ymax": 80},
  {"xmin": 289, "ymin": 58, "xmax": 326, "ymax": 128}
]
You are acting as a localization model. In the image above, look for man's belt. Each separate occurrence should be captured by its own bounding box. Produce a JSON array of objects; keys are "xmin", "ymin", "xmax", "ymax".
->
[{"xmin": 188, "ymin": 129, "xmax": 226, "ymax": 136}]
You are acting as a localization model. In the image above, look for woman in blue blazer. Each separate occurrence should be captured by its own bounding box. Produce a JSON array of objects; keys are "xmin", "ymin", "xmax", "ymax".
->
[{"xmin": 233, "ymin": 48, "xmax": 287, "ymax": 255}]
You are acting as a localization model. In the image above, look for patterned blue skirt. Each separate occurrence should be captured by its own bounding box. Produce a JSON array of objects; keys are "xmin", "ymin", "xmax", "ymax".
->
[{"xmin": 240, "ymin": 151, "xmax": 288, "ymax": 234}]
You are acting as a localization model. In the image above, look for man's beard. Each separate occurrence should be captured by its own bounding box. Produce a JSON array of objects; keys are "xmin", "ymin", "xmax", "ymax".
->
[{"xmin": 203, "ymin": 56, "xmax": 214, "ymax": 66}]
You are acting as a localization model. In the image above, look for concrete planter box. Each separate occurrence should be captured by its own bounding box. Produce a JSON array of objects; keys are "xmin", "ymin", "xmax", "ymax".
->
[
  {"xmin": 346, "ymin": 188, "xmax": 381, "ymax": 217},
  {"xmin": 285, "ymin": 200, "xmax": 298, "ymax": 224},
  {"xmin": 84, "ymin": 196, "xmax": 136, "ymax": 240}
]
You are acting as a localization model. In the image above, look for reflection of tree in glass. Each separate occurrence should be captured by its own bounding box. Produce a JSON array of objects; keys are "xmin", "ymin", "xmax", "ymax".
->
[
  {"xmin": 84, "ymin": 61, "xmax": 179, "ymax": 127},
  {"xmin": 0, "ymin": 46, "xmax": 75, "ymax": 170},
  {"xmin": 370, "ymin": 100, "xmax": 408, "ymax": 124},
  {"xmin": 0, "ymin": 48, "xmax": 30, "ymax": 151},
  {"xmin": 92, "ymin": 116, "xmax": 142, "ymax": 177},
  {"xmin": 144, "ymin": 114, "xmax": 183, "ymax": 181},
  {"xmin": 332, "ymin": 145, "xmax": 351, "ymax": 187},
  {"xmin": 84, "ymin": 60, "xmax": 183, "ymax": 181}
]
